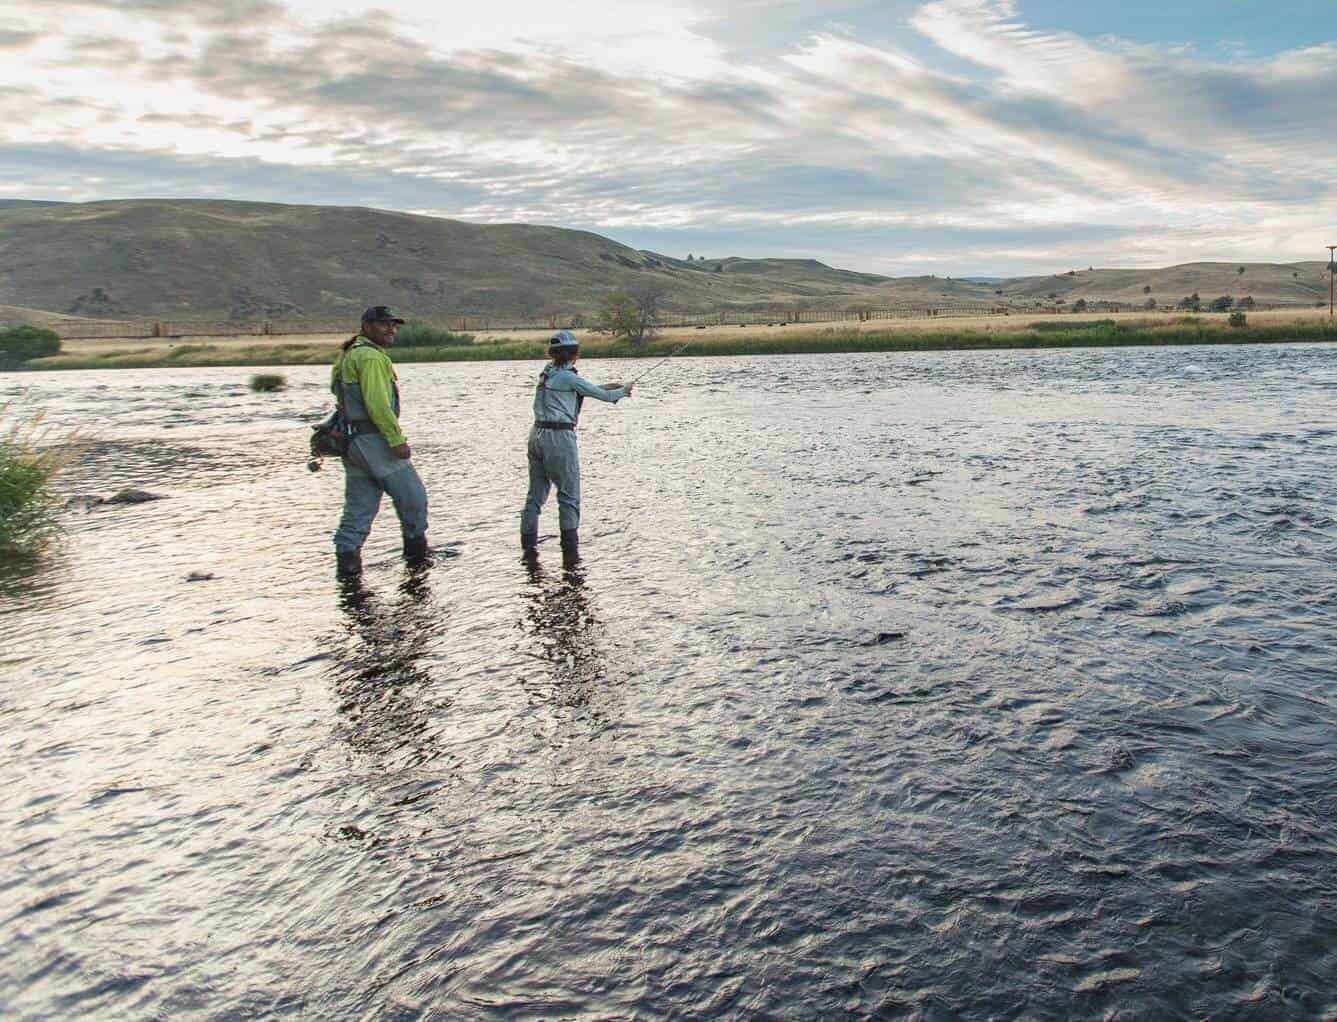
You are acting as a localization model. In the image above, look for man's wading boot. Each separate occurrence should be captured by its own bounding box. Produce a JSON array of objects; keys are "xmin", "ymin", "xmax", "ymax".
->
[
  {"xmin": 560, "ymin": 528, "xmax": 579, "ymax": 565},
  {"xmin": 520, "ymin": 530, "xmax": 538, "ymax": 553},
  {"xmin": 335, "ymin": 549, "xmax": 363, "ymax": 578},
  {"xmin": 403, "ymin": 534, "xmax": 431, "ymax": 565}
]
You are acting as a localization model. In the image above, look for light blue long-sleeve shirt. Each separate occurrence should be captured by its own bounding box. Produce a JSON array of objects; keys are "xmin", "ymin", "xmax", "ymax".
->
[{"xmin": 532, "ymin": 363, "xmax": 626, "ymax": 426}]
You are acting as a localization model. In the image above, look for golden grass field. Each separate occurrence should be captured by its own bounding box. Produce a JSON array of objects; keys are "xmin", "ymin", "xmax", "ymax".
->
[{"xmin": 48, "ymin": 305, "xmax": 1335, "ymax": 361}]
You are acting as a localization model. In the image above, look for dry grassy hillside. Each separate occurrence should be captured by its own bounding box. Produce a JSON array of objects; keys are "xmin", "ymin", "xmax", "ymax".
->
[
  {"xmin": 0, "ymin": 199, "xmax": 917, "ymax": 321},
  {"xmin": 1, "ymin": 199, "xmax": 1328, "ymax": 323},
  {"xmin": 1002, "ymin": 262, "xmax": 1332, "ymax": 307}
]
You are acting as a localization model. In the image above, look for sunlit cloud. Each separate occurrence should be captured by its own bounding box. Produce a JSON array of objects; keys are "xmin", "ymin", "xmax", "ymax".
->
[{"xmin": 1, "ymin": 0, "xmax": 1334, "ymax": 274}]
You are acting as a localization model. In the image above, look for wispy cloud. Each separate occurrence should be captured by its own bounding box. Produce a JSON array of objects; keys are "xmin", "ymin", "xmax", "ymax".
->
[{"xmin": 2, "ymin": 0, "xmax": 1334, "ymax": 273}]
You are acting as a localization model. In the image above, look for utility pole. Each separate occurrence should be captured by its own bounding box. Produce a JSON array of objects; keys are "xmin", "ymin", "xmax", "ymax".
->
[{"xmin": 1329, "ymin": 245, "xmax": 1336, "ymax": 318}]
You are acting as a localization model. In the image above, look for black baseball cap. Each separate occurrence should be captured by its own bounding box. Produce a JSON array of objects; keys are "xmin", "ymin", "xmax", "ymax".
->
[{"xmin": 361, "ymin": 305, "xmax": 405, "ymax": 324}]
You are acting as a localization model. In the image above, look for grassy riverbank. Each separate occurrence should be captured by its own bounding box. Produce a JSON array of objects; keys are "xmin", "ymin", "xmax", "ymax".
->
[{"xmin": 21, "ymin": 315, "xmax": 1337, "ymax": 371}]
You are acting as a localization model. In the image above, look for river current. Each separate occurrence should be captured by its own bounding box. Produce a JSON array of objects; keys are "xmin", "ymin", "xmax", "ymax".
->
[{"xmin": 4, "ymin": 343, "xmax": 1337, "ymax": 1019}]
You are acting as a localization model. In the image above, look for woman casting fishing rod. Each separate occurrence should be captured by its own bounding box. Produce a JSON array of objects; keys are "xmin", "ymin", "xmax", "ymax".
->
[{"xmin": 519, "ymin": 330, "xmax": 634, "ymax": 563}]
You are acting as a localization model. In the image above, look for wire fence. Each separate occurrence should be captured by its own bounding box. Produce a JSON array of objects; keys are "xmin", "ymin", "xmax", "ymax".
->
[
  {"xmin": 32, "ymin": 304, "xmax": 1022, "ymax": 340},
  {"xmin": 28, "ymin": 300, "xmax": 1290, "ymax": 340}
]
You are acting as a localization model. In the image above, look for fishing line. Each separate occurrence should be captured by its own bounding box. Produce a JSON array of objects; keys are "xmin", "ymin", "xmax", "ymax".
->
[{"xmin": 627, "ymin": 343, "xmax": 690, "ymax": 386}]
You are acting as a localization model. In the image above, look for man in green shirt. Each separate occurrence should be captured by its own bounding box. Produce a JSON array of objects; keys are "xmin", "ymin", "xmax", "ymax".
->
[{"xmin": 331, "ymin": 306, "xmax": 430, "ymax": 576}]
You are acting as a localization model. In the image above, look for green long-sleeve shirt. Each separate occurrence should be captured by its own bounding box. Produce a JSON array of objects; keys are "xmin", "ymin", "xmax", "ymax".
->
[{"xmin": 330, "ymin": 337, "xmax": 406, "ymax": 447}]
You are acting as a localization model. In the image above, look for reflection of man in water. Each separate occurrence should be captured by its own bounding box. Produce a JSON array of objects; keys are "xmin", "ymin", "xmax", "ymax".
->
[{"xmin": 331, "ymin": 571, "xmax": 440, "ymax": 760}]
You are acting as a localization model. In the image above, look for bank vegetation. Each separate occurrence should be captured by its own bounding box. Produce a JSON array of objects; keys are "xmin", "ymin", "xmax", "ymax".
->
[
  {"xmin": 0, "ymin": 403, "xmax": 78, "ymax": 560},
  {"xmin": 15, "ymin": 314, "xmax": 1337, "ymax": 371}
]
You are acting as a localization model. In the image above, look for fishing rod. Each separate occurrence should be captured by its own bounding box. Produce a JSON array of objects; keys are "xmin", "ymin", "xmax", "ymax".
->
[{"xmin": 627, "ymin": 343, "xmax": 690, "ymax": 386}]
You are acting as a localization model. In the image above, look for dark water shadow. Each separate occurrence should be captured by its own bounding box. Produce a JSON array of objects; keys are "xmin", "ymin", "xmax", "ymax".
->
[
  {"xmin": 63, "ymin": 438, "xmax": 266, "ymax": 493},
  {"xmin": 0, "ymin": 542, "xmax": 69, "ymax": 615},
  {"xmin": 517, "ymin": 556, "xmax": 615, "ymax": 734},
  {"xmin": 327, "ymin": 567, "xmax": 448, "ymax": 764}
]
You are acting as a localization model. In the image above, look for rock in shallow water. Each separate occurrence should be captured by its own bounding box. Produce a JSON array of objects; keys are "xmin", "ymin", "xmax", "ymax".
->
[
  {"xmin": 105, "ymin": 489, "xmax": 166, "ymax": 504},
  {"xmin": 868, "ymin": 630, "xmax": 907, "ymax": 644}
]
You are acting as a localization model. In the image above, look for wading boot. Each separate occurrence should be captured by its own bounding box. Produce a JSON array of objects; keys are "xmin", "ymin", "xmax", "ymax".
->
[
  {"xmin": 403, "ymin": 534, "xmax": 431, "ymax": 565},
  {"xmin": 520, "ymin": 529, "xmax": 538, "ymax": 552},
  {"xmin": 335, "ymin": 549, "xmax": 362, "ymax": 578},
  {"xmin": 560, "ymin": 528, "xmax": 579, "ymax": 566}
]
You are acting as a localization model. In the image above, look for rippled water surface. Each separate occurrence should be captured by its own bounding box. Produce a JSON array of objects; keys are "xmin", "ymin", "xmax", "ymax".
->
[{"xmin": 5, "ymin": 344, "xmax": 1337, "ymax": 1019}]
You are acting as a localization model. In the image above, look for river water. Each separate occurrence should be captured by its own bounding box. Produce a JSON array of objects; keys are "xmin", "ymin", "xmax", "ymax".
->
[{"xmin": 3, "ymin": 343, "xmax": 1337, "ymax": 1019}]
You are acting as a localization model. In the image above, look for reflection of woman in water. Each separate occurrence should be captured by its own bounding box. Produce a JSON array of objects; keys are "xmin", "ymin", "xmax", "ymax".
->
[{"xmin": 518, "ymin": 560, "xmax": 614, "ymax": 732}]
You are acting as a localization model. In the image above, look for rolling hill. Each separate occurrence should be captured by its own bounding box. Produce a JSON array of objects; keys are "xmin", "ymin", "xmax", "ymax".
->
[
  {"xmin": 0, "ymin": 199, "xmax": 932, "ymax": 323},
  {"xmin": 0, "ymin": 198, "xmax": 1329, "ymax": 323},
  {"xmin": 998, "ymin": 262, "xmax": 1333, "ymax": 308}
]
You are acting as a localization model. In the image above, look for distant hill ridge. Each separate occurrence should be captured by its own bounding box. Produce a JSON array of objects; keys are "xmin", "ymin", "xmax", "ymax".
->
[{"xmin": 0, "ymin": 199, "xmax": 1329, "ymax": 321}]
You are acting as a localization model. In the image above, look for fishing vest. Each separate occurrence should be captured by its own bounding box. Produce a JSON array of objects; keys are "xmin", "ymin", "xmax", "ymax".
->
[
  {"xmin": 337, "ymin": 339, "xmax": 400, "ymax": 423},
  {"xmin": 535, "ymin": 364, "xmax": 584, "ymax": 425}
]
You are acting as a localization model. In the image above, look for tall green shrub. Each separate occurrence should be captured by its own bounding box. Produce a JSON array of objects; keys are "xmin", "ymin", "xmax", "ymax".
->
[
  {"xmin": 0, "ymin": 404, "xmax": 75, "ymax": 558},
  {"xmin": 0, "ymin": 325, "xmax": 61, "ymax": 367},
  {"xmin": 395, "ymin": 321, "xmax": 473, "ymax": 347}
]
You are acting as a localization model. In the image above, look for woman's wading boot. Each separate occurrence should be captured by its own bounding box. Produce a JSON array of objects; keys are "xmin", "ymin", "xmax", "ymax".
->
[
  {"xmin": 335, "ymin": 549, "xmax": 363, "ymax": 578},
  {"xmin": 560, "ymin": 528, "xmax": 579, "ymax": 565}
]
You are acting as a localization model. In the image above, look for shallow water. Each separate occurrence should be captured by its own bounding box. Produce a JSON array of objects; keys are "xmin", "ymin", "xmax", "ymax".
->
[{"xmin": 4, "ymin": 343, "xmax": 1337, "ymax": 1019}]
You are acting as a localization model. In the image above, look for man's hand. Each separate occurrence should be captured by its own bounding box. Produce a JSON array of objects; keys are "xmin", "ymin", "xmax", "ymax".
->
[
  {"xmin": 623, "ymin": 382, "xmax": 634, "ymax": 397},
  {"xmin": 391, "ymin": 442, "xmax": 412, "ymax": 459}
]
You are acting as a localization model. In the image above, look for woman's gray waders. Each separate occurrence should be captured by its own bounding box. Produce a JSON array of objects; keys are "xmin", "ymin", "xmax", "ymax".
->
[{"xmin": 521, "ymin": 425, "xmax": 581, "ymax": 543}]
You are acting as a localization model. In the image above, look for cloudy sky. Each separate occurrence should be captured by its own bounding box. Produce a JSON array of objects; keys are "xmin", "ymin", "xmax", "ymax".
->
[{"xmin": 3, "ymin": 0, "xmax": 1335, "ymax": 275}]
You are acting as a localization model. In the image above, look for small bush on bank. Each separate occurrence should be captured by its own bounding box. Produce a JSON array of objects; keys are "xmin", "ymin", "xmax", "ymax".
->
[
  {"xmin": 395, "ymin": 321, "xmax": 474, "ymax": 347},
  {"xmin": 166, "ymin": 344, "xmax": 212, "ymax": 359},
  {"xmin": 1229, "ymin": 311, "xmax": 1248, "ymax": 328},
  {"xmin": 249, "ymin": 373, "xmax": 287, "ymax": 392},
  {"xmin": 1030, "ymin": 319, "xmax": 1117, "ymax": 332},
  {"xmin": 0, "ymin": 403, "xmax": 77, "ymax": 558},
  {"xmin": 0, "ymin": 325, "xmax": 62, "ymax": 368}
]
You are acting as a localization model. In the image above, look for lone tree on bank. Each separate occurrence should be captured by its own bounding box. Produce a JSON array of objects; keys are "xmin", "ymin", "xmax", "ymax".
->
[
  {"xmin": 598, "ymin": 291, "xmax": 638, "ymax": 340},
  {"xmin": 598, "ymin": 282, "xmax": 665, "ymax": 343}
]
